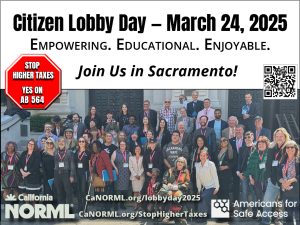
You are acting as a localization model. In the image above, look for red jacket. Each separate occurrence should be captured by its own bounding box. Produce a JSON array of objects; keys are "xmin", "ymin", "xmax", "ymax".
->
[{"xmin": 96, "ymin": 151, "xmax": 113, "ymax": 181}]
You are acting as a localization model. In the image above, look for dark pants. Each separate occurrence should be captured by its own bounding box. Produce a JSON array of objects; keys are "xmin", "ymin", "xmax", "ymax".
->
[
  {"xmin": 218, "ymin": 170, "xmax": 231, "ymax": 199},
  {"xmin": 54, "ymin": 171, "xmax": 73, "ymax": 204},
  {"xmin": 232, "ymin": 173, "xmax": 240, "ymax": 202},
  {"xmin": 77, "ymin": 172, "xmax": 88, "ymax": 211},
  {"xmin": 198, "ymin": 188, "xmax": 215, "ymax": 218}
]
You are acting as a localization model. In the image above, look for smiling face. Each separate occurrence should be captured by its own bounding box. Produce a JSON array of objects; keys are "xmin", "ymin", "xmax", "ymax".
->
[
  {"xmin": 105, "ymin": 133, "xmax": 113, "ymax": 144},
  {"xmin": 275, "ymin": 131, "xmax": 286, "ymax": 147},
  {"xmin": 197, "ymin": 137, "xmax": 205, "ymax": 148},
  {"xmin": 176, "ymin": 159, "xmax": 184, "ymax": 171},
  {"xmin": 257, "ymin": 141, "xmax": 267, "ymax": 151},
  {"xmin": 119, "ymin": 141, "xmax": 126, "ymax": 151},
  {"xmin": 121, "ymin": 104, "xmax": 128, "ymax": 114},
  {"xmin": 7, "ymin": 143, "xmax": 15, "ymax": 154},
  {"xmin": 200, "ymin": 151, "xmax": 208, "ymax": 162},
  {"xmin": 90, "ymin": 107, "xmax": 96, "ymax": 115},
  {"xmin": 78, "ymin": 138, "xmax": 86, "ymax": 149},
  {"xmin": 192, "ymin": 91, "xmax": 198, "ymax": 101},
  {"xmin": 245, "ymin": 94, "xmax": 252, "ymax": 104},
  {"xmin": 286, "ymin": 145, "xmax": 296, "ymax": 158},
  {"xmin": 159, "ymin": 119, "xmax": 166, "ymax": 129},
  {"xmin": 203, "ymin": 99, "xmax": 210, "ymax": 109},
  {"xmin": 220, "ymin": 138, "xmax": 228, "ymax": 148},
  {"xmin": 65, "ymin": 131, "xmax": 73, "ymax": 139},
  {"xmin": 143, "ymin": 116, "xmax": 149, "ymax": 125},
  {"xmin": 58, "ymin": 138, "xmax": 65, "ymax": 149},
  {"xmin": 199, "ymin": 116, "xmax": 208, "ymax": 127}
]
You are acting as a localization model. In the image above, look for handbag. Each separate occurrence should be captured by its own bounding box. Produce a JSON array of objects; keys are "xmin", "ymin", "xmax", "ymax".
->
[{"xmin": 92, "ymin": 174, "xmax": 105, "ymax": 188}]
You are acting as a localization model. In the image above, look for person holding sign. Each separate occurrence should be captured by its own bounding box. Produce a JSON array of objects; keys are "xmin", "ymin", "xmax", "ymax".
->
[
  {"xmin": 54, "ymin": 137, "xmax": 76, "ymax": 205},
  {"xmin": 245, "ymin": 136, "xmax": 269, "ymax": 202},
  {"xmin": 1, "ymin": 141, "xmax": 21, "ymax": 200},
  {"xmin": 75, "ymin": 137, "xmax": 91, "ymax": 212},
  {"xmin": 41, "ymin": 137, "xmax": 55, "ymax": 196},
  {"xmin": 111, "ymin": 140, "xmax": 131, "ymax": 210},
  {"xmin": 261, "ymin": 128, "xmax": 291, "ymax": 225},
  {"xmin": 18, "ymin": 139, "xmax": 42, "ymax": 195}
]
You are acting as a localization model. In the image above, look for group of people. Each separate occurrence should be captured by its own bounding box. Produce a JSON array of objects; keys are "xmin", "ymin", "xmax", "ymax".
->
[{"xmin": 1, "ymin": 91, "xmax": 299, "ymax": 225}]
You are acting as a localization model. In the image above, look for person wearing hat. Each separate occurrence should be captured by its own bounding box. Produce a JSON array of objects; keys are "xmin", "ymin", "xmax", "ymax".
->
[
  {"xmin": 51, "ymin": 115, "xmax": 64, "ymax": 137},
  {"xmin": 142, "ymin": 137, "xmax": 164, "ymax": 183},
  {"xmin": 252, "ymin": 116, "xmax": 271, "ymax": 144},
  {"xmin": 64, "ymin": 128, "xmax": 77, "ymax": 152}
]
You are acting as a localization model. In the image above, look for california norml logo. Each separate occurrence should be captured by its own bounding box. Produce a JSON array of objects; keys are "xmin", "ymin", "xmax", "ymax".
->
[
  {"xmin": 5, "ymin": 194, "xmax": 17, "ymax": 201},
  {"xmin": 5, "ymin": 194, "xmax": 75, "ymax": 219}
]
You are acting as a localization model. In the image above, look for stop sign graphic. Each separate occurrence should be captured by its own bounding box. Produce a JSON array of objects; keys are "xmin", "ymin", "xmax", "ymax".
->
[{"xmin": 5, "ymin": 54, "xmax": 61, "ymax": 109}]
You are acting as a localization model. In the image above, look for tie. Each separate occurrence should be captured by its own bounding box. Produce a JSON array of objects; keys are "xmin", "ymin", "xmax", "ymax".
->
[{"xmin": 205, "ymin": 109, "xmax": 208, "ymax": 115}]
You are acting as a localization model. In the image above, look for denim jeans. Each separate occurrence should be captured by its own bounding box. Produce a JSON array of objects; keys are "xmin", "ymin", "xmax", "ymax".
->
[
  {"xmin": 198, "ymin": 188, "xmax": 215, "ymax": 218},
  {"xmin": 261, "ymin": 178, "xmax": 280, "ymax": 225},
  {"xmin": 241, "ymin": 179, "xmax": 257, "ymax": 210}
]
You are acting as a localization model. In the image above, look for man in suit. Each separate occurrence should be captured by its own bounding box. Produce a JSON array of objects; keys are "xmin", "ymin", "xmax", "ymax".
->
[
  {"xmin": 51, "ymin": 115, "xmax": 64, "ymax": 137},
  {"xmin": 208, "ymin": 109, "xmax": 228, "ymax": 144},
  {"xmin": 176, "ymin": 107, "xmax": 194, "ymax": 134},
  {"xmin": 193, "ymin": 115, "xmax": 217, "ymax": 157},
  {"xmin": 138, "ymin": 100, "xmax": 157, "ymax": 130},
  {"xmin": 222, "ymin": 116, "xmax": 239, "ymax": 139},
  {"xmin": 241, "ymin": 93, "xmax": 260, "ymax": 132},
  {"xmin": 187, "ymin": 90, "xmax": 203, "ymax": 119},
  {"xmin": 177, "ymin": 121, "xmax": 192, "ymax": 154},
  {"xmin": 253, "ymin": 116, "xmax": 272, "ymax": 143},
  {"xmin": 67, "ymin": 113, "xmax": 85, "ymax": 140},
  {"xmin": 229, "ymin": 124, "xmax": 246, "ymax": 203}
]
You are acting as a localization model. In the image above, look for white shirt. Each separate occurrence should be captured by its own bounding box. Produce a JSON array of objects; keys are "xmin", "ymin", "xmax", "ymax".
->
[{"xmin": 196, "ymin": 160, "xmax": 219, "ymax": 193}]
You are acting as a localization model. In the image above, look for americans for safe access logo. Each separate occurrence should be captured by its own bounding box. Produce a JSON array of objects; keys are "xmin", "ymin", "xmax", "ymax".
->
[
  {"xmin": 4, "ymin": 194, "xmax": 75, "ymax": 219},
  {"xmin": 211, "ymin": 199, "xmax": 230, "ymax": 218}
]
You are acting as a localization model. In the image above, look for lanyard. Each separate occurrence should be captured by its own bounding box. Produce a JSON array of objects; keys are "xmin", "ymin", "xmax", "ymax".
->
[
  {"xmin": 8, "ymin": 153, "xmax": 15, "ymax": 165},
  {"xmin": 200, "ymin": 128, "xmax": 206, "ymax": 136},
  {"xmin": 150, "ymin": 150, "xmax": 155, "ymax": 163},
  {"xmin": 122, "ymin": 151, "xmax": 127, "ymax": 163},
  {"xmin": 78, "ymin": 151, "xmax": 85, "ymax": 161},
  {"xmin": 58, "ymin": 150, "xmax": 66, "ymax": 161},
  {"xmin": 25, "ymin": 153, "xmax": 31, "ymax": 165}
]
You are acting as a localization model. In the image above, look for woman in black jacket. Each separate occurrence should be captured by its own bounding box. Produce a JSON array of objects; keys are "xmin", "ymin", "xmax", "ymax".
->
[
  {"xmin": 214, "ymin": 137, "xmax": 234, "ymax": 199},
  {"xmin": 84, "ymin": 105, "xmax": 102, "ymax": 131},
  {"xmin": 155, "ymin": 119, "xmax": 171, "ymax": 149},
  {"xmin": 18, "ymin": 139, "xmax": 42, "ymax": 195}
]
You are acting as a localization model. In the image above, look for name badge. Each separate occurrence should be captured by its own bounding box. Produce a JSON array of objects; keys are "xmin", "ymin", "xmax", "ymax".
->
[
  {"xmin": 78, "ymin": 163, "xmax": 83, "ymax": 168},
  {"xmin": 259, "ymin": 163, "xmax": 266, "ymax": 169},
  {"xmin": 219, "ymin": 161, "xmax": 223, "ymax": 166},
  {"xmin": 123, "ymin": 163, "xmax": 129, "ymax": 168},
  {"xmin": 8, "ymin": 165, "xmax": 14, "ymax": 170},
  {"xmin": 59, "ymin": 162, "xmax": 65, "ymax": 168},
  {"xmin": 148, "ymin": 163, "xmax": 153, "ymax": 169},
  {"xmin": 272, "ymin": 160, "xmax": 278, "ymax": 167},
  {"xmin": 24, "ymin": 166, "xmax": 27, "ymax": 172}
]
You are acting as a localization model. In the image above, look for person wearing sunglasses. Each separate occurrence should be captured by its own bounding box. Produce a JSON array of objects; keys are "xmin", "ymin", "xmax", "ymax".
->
[
  {"xmin": 41, "ymin": 137, "xmax": 55, "ymax": 196},
  {"xmin": 237, "ymin": 131, "xmax": 257, "ymax": 212},
  {"xmin": 278, "ymin": 140, "xmax": 299, "ymax": 225},
  {"xmin": 54, "ymin": 137, "xmax": 76, "ymax": 205},
  {"xmin": 75, "ymin": 137, "xmax": 91, "ymax": 212},
  {"xmin": 215, "ymin": 137, "xmax": 233, "ymax": 200}
]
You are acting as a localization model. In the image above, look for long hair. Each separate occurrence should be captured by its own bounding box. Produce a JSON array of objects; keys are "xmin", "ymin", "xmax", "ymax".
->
[
  {"xmin": 157, "ymin": 118, "xmax": 169, "ymax": 134},
  {"xmin": 44, "ymin": 137, "xmax": 56, "ymax": 154},
  {"xmin": 270, "ymin": 127, "xmax": 291, "ymax": 148},
  {"xmin": 218, "ymin": 137, "xmax": 234, "ymax": 160},
  {"xmin": 280, "ymin": 140, "xmax": 300, "ymax": 164},
  {"xmin": 194, "ymin": 135, "xmax": 207, "ymax": 150},
  {"xmin": 26, "ymin": 139, "xmax": 38, "ymax": 152}
]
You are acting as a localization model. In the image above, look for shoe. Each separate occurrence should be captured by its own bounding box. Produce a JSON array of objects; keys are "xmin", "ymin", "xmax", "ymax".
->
[{"xmin": 178, "ymin": 218, "xmax": 188, "ymax": 225}]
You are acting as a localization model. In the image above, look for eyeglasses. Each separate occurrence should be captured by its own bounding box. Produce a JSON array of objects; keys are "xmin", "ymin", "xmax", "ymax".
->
[
  {"xmin": 286, "ymin": 146, "xmax": 295, "ymax": 149},
  {"xmin": 164, "ymin": 101, "xmax": 171, "ymax": 103},
  {"xmin": 78, "ymin": 140, "xmax": 85, "ymax": 143},
  {"xmin": 177, "ymin": 161, "xmax": 184, "ymax": 164},
  {"xmin": 46, "ymin": 142, "xmax": 53, "ymax": 144},
  {"xmin": 221, "ymin": 139, "xmax": 228, "ymax": 142}
]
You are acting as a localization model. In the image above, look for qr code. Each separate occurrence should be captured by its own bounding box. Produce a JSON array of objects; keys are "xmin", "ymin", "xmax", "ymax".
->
[{"xmin": 263, "ymin": 65, "xmax": 298, "ymax": 99}]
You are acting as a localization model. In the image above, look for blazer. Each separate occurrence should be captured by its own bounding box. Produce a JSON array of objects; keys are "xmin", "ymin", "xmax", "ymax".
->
[
  {"xmin": 208, "ymin": 119, "xmax": 229, "ymax": 131},
  {"xmin": 138, "ymin": 109, "xmax": 158, "ymax": 130},
  {"xmin": 51, "ymin": 127, "xmax": 64, "ymax": 137},
  {"xmin": 142, "ymin": 145, "xmax": 164, "ymax": 175},
  {"xmin": 187, "ymin": 100, "xmax": 204, "ymax": 118},
  {"xmin": 253, "ymin": 127, "xmax": 272, "ymax": 142},
  {"xmin": 155, "ymin": 129, "xmax": 171, "ymax": 149},
  {"xmin": 221, "ymin": 127, "xmax": 236, "ymax": 139},
  {"xmin": 176, "ymin": 116, "xmax": 194, "ymax": 134},
  {"xmin": 129, "ymin": 156, "xmax": 144, "ymax": 180},
  {"xmin": 67, "ymin": 122, "xmax": 85, "ymax": 140},
  {"xmin": 229, "ymin": 137, "xmax": 246, "ymax": 172},
  {"xmin": 241, "ymin": 102, "xmax": 260, "ymax": 131},
  {"xmin": 180, "ymin": 132, "xmax": 192, "ymax": 154},
  {"xmin": 193, "ymin": 127, "xmax": 217, "ymax": 156}
]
